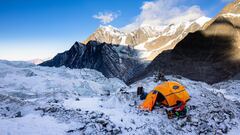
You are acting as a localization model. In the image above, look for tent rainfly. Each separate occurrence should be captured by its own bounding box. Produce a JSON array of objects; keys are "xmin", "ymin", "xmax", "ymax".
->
[{"xmin": 139, "ymin": 81, "xmax": 190, "ymax": 111}]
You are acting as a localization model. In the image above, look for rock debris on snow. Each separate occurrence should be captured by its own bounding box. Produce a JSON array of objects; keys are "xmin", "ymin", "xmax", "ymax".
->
[{"xmin": 0, "ymin": 60, "xmax": 240, "ymax": 135}]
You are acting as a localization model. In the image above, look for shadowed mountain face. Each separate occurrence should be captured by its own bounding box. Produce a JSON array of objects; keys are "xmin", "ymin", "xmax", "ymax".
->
[
  {"xmin": 130, "ymin": 8, "xmax": 240, "ymax": 84},
  {"xmin": 40, "ymin": 41, "xmax": 146, "ymax": 82}
]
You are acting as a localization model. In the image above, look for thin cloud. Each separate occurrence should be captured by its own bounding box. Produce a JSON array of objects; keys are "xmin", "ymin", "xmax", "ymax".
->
[
  {"xmin": 121, "ymin": 0, "xmax": 205, "ymax": 32},
  {"xmin": 93, "ymin": 11, "xmax": 119, "ymax": 24},
  {"xmin": 221, "ymin": 0, "xmax": 234, "ymax": 2}
]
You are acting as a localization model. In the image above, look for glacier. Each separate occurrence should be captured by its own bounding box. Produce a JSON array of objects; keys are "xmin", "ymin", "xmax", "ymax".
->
[{"xmin": 0, "ymin": 60, "xmax": 240, "ymax": 135}]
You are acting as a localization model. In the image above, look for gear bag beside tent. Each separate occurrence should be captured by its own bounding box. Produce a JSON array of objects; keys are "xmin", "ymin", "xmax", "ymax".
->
[{"xmin": 139, "ymin": 81, "xmax": 190, "ymax": 111}]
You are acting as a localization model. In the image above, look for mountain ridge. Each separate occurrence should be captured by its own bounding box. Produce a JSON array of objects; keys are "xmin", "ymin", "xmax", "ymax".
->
[{"xmin": 83, "ymin": 16, "xmax": 210, "ymax": 60}]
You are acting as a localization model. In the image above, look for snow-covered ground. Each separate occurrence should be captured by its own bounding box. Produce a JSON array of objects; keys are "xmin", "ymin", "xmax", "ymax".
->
[{"xmin": 0, "ymin": 60, "xmax": 240, "ymax": 135}]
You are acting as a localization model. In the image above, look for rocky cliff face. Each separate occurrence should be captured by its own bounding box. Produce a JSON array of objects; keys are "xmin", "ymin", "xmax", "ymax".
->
[
  {"xmin": 131, "ymin": 0, "xmax": 240, "ymax": 84},
  {"xmin": 40, "ymin": 41, "xmax": 145, "ymax": 82}
]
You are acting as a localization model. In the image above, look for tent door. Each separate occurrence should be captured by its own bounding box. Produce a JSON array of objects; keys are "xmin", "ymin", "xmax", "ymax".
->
[{"xmin": 139, "ymin": 91, "xmax": 158, "ymax": 111}]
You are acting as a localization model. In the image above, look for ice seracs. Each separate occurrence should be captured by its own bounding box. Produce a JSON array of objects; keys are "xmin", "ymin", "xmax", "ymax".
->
[{"xmin": 0, "ymin": 60, "xmax": 126, "ymax": 97}]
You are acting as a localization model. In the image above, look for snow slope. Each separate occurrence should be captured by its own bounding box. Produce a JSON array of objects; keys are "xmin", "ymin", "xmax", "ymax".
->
[
  {"xmin": 0, "ymin": 60, "xmax": 240, "ymax": 135},
  {"xmin": 0, "ymin": 114, "xmax": 70, "ymax": 135}
]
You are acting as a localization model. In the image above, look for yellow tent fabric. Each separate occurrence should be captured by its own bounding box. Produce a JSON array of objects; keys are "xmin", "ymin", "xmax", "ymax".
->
[
  {"xmin": 139, "ymin": 91, "xmax": 158, "ymax": 111},
  {"xmin": 139, "ymin": 81, "xmax": 190, "ymax": 111}
]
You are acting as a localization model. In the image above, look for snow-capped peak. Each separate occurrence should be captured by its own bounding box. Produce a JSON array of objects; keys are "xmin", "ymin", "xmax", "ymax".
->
[
  {"xmin": 99, "ymin": 25, "xmax": 120, "ymax": 32},
  {"xmin": 132, "ymin": 25, "xmax": 165, "ymax": 36},
  {"xmin": 195, "ymin": 16, "xmax": 211, "ymax": 26},
  {"xmin": 98, "ymin": 25, "xmax": 125, "ymax": 36}
]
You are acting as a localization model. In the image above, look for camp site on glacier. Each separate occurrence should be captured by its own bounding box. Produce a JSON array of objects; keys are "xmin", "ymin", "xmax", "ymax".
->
[{"xmin": 1, "ymin": 0, "xmax": 240, "ymax": 135}]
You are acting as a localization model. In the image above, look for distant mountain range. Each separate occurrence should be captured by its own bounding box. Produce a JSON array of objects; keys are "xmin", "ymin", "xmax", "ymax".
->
[
  {"xmin": 84, "ymin": 16, "xmax": 210, "ymax": 60},
  {"xmin": 28, "ymin": 58, "xmax": 51, "ymax": 65},
  {"xmin": 40, "ymin": 0, "xmax": 240, "ymax": 84},
  {"xmin": 28, "ymin": 59, "xmax": 44, "ymax": 65}
]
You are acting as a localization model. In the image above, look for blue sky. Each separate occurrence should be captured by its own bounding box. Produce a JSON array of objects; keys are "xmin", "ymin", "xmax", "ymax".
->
[{"xmin": 0, "ymin": 0, "xmax": 234, "ymax": 60}]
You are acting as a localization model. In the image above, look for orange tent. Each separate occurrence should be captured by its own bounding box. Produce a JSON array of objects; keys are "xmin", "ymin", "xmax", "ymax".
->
[{"xmin": 139, "ymin": 81, "xmax": 190, "ymax": 111}]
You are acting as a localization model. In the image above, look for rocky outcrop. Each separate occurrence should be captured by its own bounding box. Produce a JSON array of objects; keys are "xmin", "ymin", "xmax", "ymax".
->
[
  {"xmin": 131, "ymin": 0, "xmax": 240, "ymax": 84},
  {"xmin": 40, "ymin": 41, "xmax": 145, "ymax": 82}
]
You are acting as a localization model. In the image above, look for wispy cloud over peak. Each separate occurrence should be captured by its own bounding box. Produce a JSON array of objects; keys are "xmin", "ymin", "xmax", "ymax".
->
[
  {"xmin": 93, "ymin": 11, "xmax": 120, "ymax": 24},
  {"xmin": 121, "ymin": 0, "xmax": 205, "ymax": 32}
]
